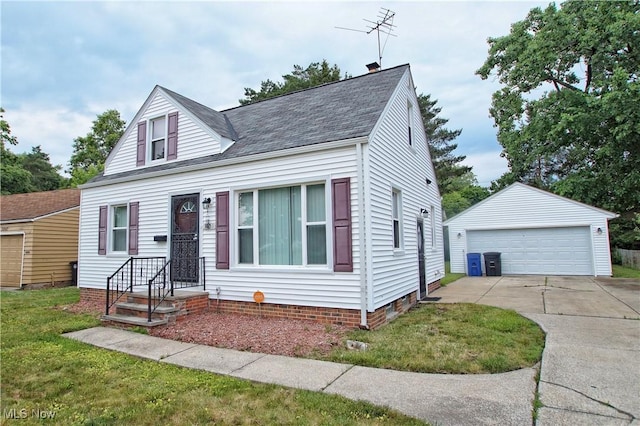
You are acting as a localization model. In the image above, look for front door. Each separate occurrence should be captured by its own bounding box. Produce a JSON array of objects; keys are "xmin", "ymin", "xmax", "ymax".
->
[
  {"xmin": 171, "ymin": 194, "xmax": 199, "ymax": 283},
  {"xmin": 417, "ymin": 218, "xmax": 427, "ymax": 299}
]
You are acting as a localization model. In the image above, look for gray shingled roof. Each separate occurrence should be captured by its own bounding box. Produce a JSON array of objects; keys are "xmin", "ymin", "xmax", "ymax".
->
[
  {"xmin": 160, "ymin": 87, "xmax": 236, "ymax": 140},
  {"xmin": 90, "ymin": 64, "xmax": 409, "ymax": 185}
]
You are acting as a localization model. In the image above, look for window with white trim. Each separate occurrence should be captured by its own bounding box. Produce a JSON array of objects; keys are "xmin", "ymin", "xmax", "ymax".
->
[
  {"xmin": 407, "ymin": 101, "xmax": 414, "ymax": 146},
  {"xmin": 236, "ymin": 183, "xmax": 327, "ymax": 266},
  {"xmin": 111, "ymin": 205, "xmax": 128, "ymax": 252},
  {"xmin": 392, "ymin": 189, "xmax": 402, "ymax": 249},
  {"xmin": 150, "ymin": 116, "xmax": 166, "ymax": 160},
  {"xmin": 430, "ymin": 205, "xmax": 436, "ymax": 248}
]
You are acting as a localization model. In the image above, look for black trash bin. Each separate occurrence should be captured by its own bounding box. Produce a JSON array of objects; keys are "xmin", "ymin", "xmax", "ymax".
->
[
  {"xmin": 69, "ymin": 261, "xmax": 78, "ymax": 286},
  {"xmin": 483, "ymin": 252, "xmax": 502, "ymax": 276}
]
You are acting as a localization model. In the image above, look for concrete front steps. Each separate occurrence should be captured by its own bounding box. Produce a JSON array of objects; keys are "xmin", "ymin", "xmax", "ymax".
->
[{"xmin": 101, "ymin": 290, "xmax": 210, "ymax": 328}]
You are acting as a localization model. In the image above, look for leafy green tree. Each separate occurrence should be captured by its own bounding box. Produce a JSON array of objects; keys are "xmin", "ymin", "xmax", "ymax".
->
[
  {"xmin": 22, "ymin": 146, "xmax": 64, "ymax": 191},
  {"xmin": 1, "ymin": 108, "xmax": 67, "ymax": 194},
  {"xmin": 1, "ymin": 107, "xmax": 18, "ymax": 150},
  {"xmin": 441, "ymin": 172, "xmax": 490, "ymax": 218},
  {"xmin": 418, "ymin": 94, "xmax": 470, "ymax": 195},
  {"xmin": 1, "ymin": 163, "xmax": 33, "ymax": 195},
  {"xmin": 239, "ymin": 60, "xmax": 347, "ymax": 105},
  {"xmin": 1, "ymin": 107, "xmax": 28, "ymax": 194},
  {"xmin": 69, "ymin": 109, "xmax": 125, "ymax": 185},
  {"xmin": 477, "ymin": 0, "xmax": 639, "ymax": 248}
]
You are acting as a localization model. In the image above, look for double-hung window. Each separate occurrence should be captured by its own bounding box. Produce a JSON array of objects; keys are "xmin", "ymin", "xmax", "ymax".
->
[
  {"xmin": 392, "ymin": 189, "xmax": 402, "ymax": 249},
  {"xmin": 430, "ymin": 205, "xmax": 436, "ymax": 248},
  {"xmin": 237, "ymin": 183, "xmax": 327, "ymax": 266},
  {"xmin": 98, "ymin": 202, "xmax": 138, "ymax": 256},
  {"xmin": 111, "ymin": 205, "xmax": 128, "ymax": 252},
  {"xmin": 150, "ymin": 116, "xmax": 166, "ymax": 160},
  {"xmin": 407, "ymin": 101, "xmax": 414, "ymax": 147}
]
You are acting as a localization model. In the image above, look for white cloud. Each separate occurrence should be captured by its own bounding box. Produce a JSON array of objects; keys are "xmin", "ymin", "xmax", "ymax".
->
[
  {"xmin": 462, "ymin": 151, "xmax": 508, "ymax": 187},
  {"xmin": 5, "ymin": 106, "xmax": 94, "ymax": 173},
  {"xmin": 2, "ymin": 0, "xmax": 549, "ymax": 184}
]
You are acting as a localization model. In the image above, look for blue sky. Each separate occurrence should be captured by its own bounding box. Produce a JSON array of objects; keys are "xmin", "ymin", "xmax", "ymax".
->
[{"xmin": 2, "ymin": 1, "xmax": 548, "ymax": 187}]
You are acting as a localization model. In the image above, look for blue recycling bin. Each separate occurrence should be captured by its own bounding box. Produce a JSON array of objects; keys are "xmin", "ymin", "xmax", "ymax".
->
[{"xmin": 466, "ymin": 253, "xmax": 482, "ymax": 276}]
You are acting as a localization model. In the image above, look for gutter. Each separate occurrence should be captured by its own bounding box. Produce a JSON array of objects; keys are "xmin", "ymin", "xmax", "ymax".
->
[{"xmin": 356, "ymin": 142, "xmax": 369, "ymax": 329}]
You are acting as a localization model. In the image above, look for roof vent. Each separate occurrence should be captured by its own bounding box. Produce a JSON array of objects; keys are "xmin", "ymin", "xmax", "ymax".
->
[{"xmin": 366, "ymin": 62, "xmax": 380, "ymax": 73}]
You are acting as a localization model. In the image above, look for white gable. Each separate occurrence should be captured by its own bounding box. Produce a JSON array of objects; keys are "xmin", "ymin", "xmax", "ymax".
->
[
  {"xmin": 104, "ymin": 87, "xmax": 223, "ymax": 176},
  {"xmin": 445, "ymin": 183, "xmax": 617, "ymax": 229},
  {"xmin": 445, "ymin": 183, "xmax": 617, "ymax": 277}
]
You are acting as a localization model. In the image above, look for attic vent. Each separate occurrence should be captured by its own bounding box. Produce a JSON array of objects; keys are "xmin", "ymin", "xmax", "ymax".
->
[{"xmin": 366, "ymin": 62, "xmax": 380, "ymax": 73}]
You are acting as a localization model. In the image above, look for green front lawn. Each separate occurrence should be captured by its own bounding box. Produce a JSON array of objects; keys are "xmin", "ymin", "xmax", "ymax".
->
[
  {"xmin": 0, "ymin": 288, "xmax": 422, "ymax": 425},
  {"xmin": 321, "ymin": 303, "xmax": 545, "ymax": 374},
  {"xmin": 0, "ymin": 285, "xmax": 546, "ymax": 423}
]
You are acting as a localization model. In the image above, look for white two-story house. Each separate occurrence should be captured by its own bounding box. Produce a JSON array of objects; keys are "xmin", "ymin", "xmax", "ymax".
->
[{"xmin": 78, "ymin": 64, "xmax": 445, "ymax": 329}]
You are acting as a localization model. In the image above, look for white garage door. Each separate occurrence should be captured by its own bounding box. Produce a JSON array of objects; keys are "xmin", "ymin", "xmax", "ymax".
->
[{"xmin": 467, "ymin": 227, "xmax": 593, "ymax": 275}]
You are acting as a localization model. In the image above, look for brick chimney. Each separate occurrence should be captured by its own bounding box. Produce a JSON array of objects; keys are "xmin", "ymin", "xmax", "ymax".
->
[{"xmin": 366, "ymin": 62, "xmax": 380, "ymax": 73}]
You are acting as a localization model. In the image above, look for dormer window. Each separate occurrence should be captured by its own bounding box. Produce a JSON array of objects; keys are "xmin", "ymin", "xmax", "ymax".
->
[
  {"xmin": 137, "ymin": 111, "xmax": 178, "ymax": 167},
  {"xmin": 150, "ymin": 116, "xmax": 166, "ymax": 160}
]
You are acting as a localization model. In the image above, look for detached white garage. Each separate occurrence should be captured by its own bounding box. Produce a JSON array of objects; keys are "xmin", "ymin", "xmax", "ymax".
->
[{"xmin": 444, "ymin": 183, "xmax": 618, "ymax": 276}]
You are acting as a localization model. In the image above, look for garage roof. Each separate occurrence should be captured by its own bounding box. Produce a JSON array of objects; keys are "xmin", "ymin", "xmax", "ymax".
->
[
  {"xmin": 0, "ymin": 189, "xmax": 80, "ymax": 222},
  {"xmin": 444, "ymin": 183, "xmax": 617, "ymax": 225}
]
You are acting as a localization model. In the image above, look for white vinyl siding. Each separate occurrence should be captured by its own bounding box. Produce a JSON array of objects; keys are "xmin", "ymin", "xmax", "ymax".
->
[
  {"xmin": 105, "ymin": 91, "xmax": 223, "ymax": 175},
  {"xmin": 79, "ymin": 146, "xmax": 362, "ymax": 310},
  {"xmin": 445, "ymin": 183, "xmax": 616, "ymax": 277},
  {"xmin": 366, "ymin": 70, "xmax": 444, "ymax": 309}
]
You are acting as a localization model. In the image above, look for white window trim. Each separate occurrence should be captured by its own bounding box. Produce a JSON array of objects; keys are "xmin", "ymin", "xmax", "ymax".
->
[
  {"xmin": 430, "ymin": 204, "xmax": 437, "ymax": 250},
  {"xmin": 109, "ymin": 203, "xmax": 129, "ymax": 256},
  {"xmin": 233, "ymin": 181, "xmax": 331, "ymax": 270},
  {"xmin": 392, "ymin": 188, "xmax": 403, "ymax": 251},
  {"xmin": 148, "ymin": 115, "xmax": 167, "ymax": 163},
  {"xmin": 407, "ymin": 100, "xmax": 414, "ymax": 147}
]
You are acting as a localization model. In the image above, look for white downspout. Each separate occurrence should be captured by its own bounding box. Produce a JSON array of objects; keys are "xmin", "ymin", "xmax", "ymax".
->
[{"xmin": 356, "ymin": 142, "xmax": 369, "ymax": 329}]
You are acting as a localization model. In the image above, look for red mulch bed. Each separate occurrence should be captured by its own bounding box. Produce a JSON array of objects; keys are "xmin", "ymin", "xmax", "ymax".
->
[{"xmin": 63, "ymin": 299, "xmax": 349, "ymax": 357}]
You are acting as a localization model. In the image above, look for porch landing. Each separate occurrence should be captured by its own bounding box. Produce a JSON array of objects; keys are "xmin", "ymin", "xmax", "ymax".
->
[{"xmin": 102, "ymin": 290, "xmax": 210, "ymax": 328}]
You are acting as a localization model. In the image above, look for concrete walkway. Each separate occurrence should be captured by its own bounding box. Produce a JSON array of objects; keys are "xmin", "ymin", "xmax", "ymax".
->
[
  {"xmin": 64, "ymin": 275, "xmax": 639, "ymax": 425},
  {"xmin": 64, "ymin": 326, "xmax": 536, "ymax": 425},
  {"xmin": 434, "ymin": 275, "xmax": 640, "ymax": 425}
]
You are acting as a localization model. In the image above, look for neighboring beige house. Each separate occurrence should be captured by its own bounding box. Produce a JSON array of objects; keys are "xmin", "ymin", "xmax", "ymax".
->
[{"xmin": 0, "ymin": 189, "xmax": 80, "ymax": 288}]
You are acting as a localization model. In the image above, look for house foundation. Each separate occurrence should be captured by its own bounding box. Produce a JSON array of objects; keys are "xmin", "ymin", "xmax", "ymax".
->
[{"xmin": 81, "ymin": 284, "xmax": 437, "ymax": 329}]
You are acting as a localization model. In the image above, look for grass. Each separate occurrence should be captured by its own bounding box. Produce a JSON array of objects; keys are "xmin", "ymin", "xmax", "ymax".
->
[
  {"xmin": 441, "ymin": 261, "xmax": 466, "ymax": 286},
  {"xmin": 320, "ymin": 303, "xmax": 545, "ymax": 374},
  {"xmin": 0, "ymin": 288, "xmax": 424, "ymax": 425},
  {"xmin": 612, "ymin": 264, "xmax": 640, "ymax": 279}
]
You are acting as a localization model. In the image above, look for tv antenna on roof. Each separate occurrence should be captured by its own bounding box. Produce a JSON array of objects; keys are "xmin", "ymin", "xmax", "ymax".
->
[{"xmin": 336, "ymin": 7, "xmax": 397, "ymax": 69}]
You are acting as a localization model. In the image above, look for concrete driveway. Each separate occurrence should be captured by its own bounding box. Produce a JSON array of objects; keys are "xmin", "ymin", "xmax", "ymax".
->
[{"xmin": 433, "ymin": 275, "xmax": 640, "ymax": 425}]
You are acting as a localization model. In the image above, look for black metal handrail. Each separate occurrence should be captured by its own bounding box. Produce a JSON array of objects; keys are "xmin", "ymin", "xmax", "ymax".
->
[
  {"xmin": 146, "ymin": 257, "xmax": 206, "ymax": 322},
  {"xmin": 105, "ymin": 257, "xmax": 166, "ymax": 316}
]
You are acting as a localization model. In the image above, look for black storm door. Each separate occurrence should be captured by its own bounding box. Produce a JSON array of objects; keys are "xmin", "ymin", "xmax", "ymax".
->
[
  {"xmin": 417, "ymin": 218, "xmax": 427, "ymax": 299},
  {"xmin": 171, "ymin": 194, "xmax": 199, "ymax": 283}
]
